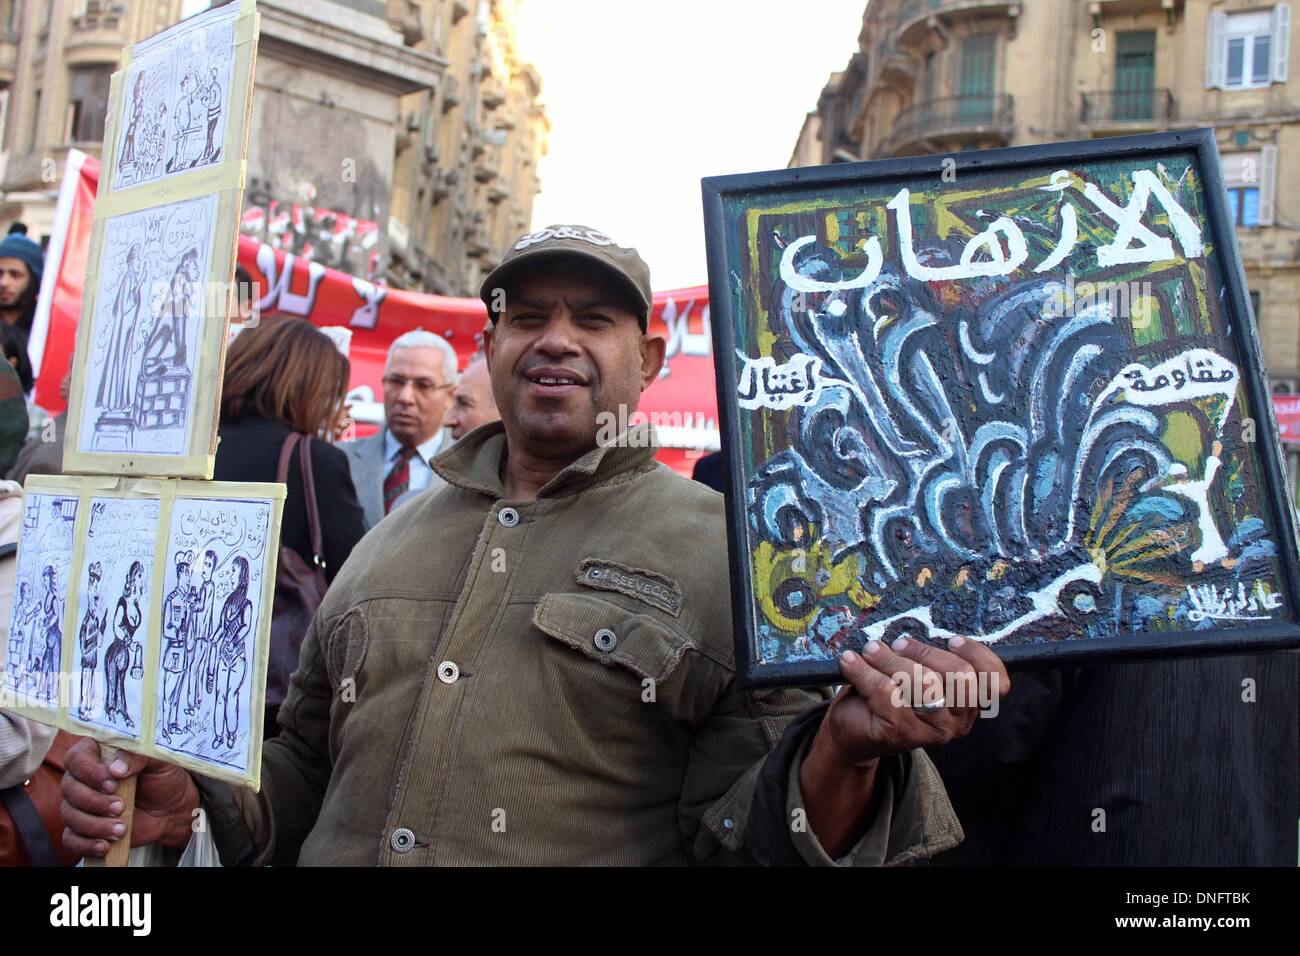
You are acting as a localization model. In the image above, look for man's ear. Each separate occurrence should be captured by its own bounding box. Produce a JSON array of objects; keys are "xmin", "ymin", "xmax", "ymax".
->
[
  {"xmin": 639, "ymin": 334, "xmax": 666, "ymax": 389},
  {"xmin": 483, "ymin": 325, "xmax": 495, "ymax": 370}
]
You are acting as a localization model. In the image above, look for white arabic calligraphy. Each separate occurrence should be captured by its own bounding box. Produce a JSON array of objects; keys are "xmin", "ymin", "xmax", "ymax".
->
[
  {"xmin": 777, "ymin": 166, "xmax": 1204, "ymax": 289},
  {"xmin": 736, "ymin": 352, "xmax": 836, "ymax": 410},
  {"xmin": 1186, "ymin": 579, "xmax": 1284, "ymax": 623}
]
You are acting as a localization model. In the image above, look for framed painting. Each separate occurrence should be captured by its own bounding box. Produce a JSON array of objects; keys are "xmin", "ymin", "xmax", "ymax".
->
[
  {"xmin": 702, "ymin": 128, "xmax": 1300, "ymax": 687},
  {"xmin": 1, "ymin": 475, "xmax": 284, "ymax": 790}
]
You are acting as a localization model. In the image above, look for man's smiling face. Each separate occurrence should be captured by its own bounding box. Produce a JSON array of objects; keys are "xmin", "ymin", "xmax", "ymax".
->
[{"xmin": 485, "ymin": 259, "xmax": 664, "ymax": 464}]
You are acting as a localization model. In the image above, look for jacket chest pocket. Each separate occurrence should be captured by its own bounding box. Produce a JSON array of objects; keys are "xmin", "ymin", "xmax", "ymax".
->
[
  {"xmin": 529, "ymin": 592, "xmax": 709, "ymax": 732},
  {"xmin": 532, "ymin": 592, "xmax": 692, "ymax": 681}
]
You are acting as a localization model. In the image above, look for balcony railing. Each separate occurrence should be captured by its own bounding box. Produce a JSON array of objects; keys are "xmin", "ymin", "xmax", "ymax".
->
[
  {"xmin": 887, "ymin": 93, "xmax": 1014, "ymax": 151},
  {"xmin": 1080, "ymin": 88, "xmax": 1175, "ymax": 126}
]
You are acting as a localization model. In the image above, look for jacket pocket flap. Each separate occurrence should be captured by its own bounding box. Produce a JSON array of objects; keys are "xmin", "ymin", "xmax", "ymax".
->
[{"xmin": 533, "ymin": 592, "xmax": 691, "ymax": 681}]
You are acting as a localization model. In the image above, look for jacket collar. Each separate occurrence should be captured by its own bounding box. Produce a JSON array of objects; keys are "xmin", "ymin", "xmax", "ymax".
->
[{"xmin": 430, "ymin": 421, "xmax": 661, "ymax": 500}]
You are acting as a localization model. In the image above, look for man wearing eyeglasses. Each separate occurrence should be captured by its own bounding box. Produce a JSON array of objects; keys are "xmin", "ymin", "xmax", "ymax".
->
[{"xmin": 345, "ymin": 330, "xmax": 458, "ymax": 528}]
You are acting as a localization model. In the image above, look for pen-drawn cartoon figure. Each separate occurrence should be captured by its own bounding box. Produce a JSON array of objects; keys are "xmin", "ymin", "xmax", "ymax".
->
[
  {"xmin": 140, "ymin": 246, "xmax": 199, "ymax": 379},
  {"xmin": 6, "ymin": 495, "xmax": 77, "ymax": 699},
  {"xmin": 94, "ymin": 242, "xmax": 147, "ymax": 418},
  {"xmin": 7, "ymin": 582, "xmax": 37, "ymax": 684},
  {"xmin": 35, "ymin": 565, "xmax": 62, "ymax": 704},
  {"xmin": 185, "ymin": 549, "xmax": 217, "ymax": 716},
  {"xmin": 138, "ymin": 102, "xmax": 169, "ymax": 181},
  {"xmin": 198, "ymin": 67, "xmax": 223, "ymax": 166},
  {"xmin": 104, "ymin": 560, "xmax": 144, "ymax": 729},
  {"xmin": 157, "ymin": 553, "xmax": 193, "ymax": 743},
  {"xmin": 166, "ymin": 68, "xmax": 204, "ymax": 173},
  {"xmin": 77, "ymin": 562, "xmax": 108, "ymax": 719},
  {"xmin": 119, "ymin": 74, "xmax": 147, "ymax": 172},
  {"xmin": 212, "ymin": 555, "xmax": 251, "ymax": 751}
]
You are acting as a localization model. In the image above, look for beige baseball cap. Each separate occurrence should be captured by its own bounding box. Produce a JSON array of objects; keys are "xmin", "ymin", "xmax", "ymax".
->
[{"xmin": 478, "ymin": 224, "xmax": 653, "ymax": 330}]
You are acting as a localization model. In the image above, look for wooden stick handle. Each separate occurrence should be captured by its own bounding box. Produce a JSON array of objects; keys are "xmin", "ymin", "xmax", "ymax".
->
[{"xmin": 82, "ymin": 744, "xmax": 136, "ymax": 868}]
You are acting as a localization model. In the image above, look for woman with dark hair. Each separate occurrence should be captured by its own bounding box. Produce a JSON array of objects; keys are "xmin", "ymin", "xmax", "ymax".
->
[
  {"xmin": 214, "ymin": 319, "xmax": 365, "ymax": 737},
  {"xmin": 104, "ymin": 560, "xmax": 143, "ymax": 729},
  {"xmin": 212, "ymin": 555, "xmax": 251, "ymax": 750}
]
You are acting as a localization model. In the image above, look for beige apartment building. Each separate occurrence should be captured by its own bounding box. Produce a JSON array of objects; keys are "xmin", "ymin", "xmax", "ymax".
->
[
  {"xmin": 793, "ymin": 0, "xmax": 1300, "ymax": 394},
  {"xmin": 0, "ymin": 0, "xmax": 546, "ymax": 296}
]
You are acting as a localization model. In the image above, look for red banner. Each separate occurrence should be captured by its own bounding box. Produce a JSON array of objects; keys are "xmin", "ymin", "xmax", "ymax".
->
[
  {"xmin": 33, "ymin": 156, "xmax": 719, "ymax": 475},
  {"xmin": 1275, "ymin": 395, "xmax": 1300, "ymax": 444}
]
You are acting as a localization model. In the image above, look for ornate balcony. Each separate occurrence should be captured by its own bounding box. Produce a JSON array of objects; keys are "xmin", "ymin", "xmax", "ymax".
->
[
  {"xmin": 891, "ymin": 1, "xmax": 1023, "ymax": 49},
  {"xmin": 1079, "ymin": 89, "xmax": 1176, "ymax": 133},
  {"xmin": 883, "ymin": 93, "xmax": 1014, "ymax": 156}
]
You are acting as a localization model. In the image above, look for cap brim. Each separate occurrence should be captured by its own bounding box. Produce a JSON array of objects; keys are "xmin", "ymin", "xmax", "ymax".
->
[{"xmin": 479, "ymin": 246, "xmax": 651, "ymax": 329}]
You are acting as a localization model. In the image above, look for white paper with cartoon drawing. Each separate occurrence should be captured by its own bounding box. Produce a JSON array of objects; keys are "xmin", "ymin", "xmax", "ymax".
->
[
  {"xmin": 77, "ymin": 193, "xmax": 217, "ymax": 458},
  {"xmin": 3, "ymin": 495, "xmax": 78, "ymax": 706},
  {"xmin": 154, "ymin": 496, "xmax": 273, "ymax": 775},
  {"xmin": 111, "ymin": 2, "xmax": 239, "ymax": 191},
  {"xmin": 70, "ymin": 497, "xmax": 159, "ymax": 740}
]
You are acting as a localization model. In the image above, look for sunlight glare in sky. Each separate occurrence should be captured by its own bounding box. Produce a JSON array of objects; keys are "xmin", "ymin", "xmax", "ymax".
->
[{"xmin": 515, "ymin": 1, "xmax": 865, "ymax": 289}]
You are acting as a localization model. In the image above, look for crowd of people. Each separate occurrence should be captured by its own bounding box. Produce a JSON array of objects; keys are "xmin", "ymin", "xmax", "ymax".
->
[{"xmin": 0, "ymin": 221, "xmax": 1294, "ymax": 868}]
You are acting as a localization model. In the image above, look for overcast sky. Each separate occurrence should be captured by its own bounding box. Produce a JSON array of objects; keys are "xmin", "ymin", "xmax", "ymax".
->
[{"xmin": 516, "ymin": 1, "xmax": 864, "ymax": 289}]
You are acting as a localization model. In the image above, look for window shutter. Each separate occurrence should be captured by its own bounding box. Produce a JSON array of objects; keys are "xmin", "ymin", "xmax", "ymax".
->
[
  {"xmin": 1275, "ymin": 3, "xmax": 1291, "ymax": 82},
  {"xmin": 1260, "ymin": 143, "xmax": 1278, "ymax": 226},
  {"xmin": 1207, "ymin": 10, "xmax": 1226, "ymax": 88}
]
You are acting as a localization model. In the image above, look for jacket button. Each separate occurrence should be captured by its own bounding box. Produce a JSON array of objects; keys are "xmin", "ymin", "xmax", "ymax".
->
[
  {"xmin": 498, "ymin": 507, "xmax": 520, "ymax": 527},
  {"xmin": 437, "ymin": 660, "xmax": 460, "ymax": 683},
  {"xmin": 593, "ymin": 628, "xmax": 617, "ymax": 652},
  {"xmin": 390, "ymin": 827, "xmax": 416, "ymax": 853}
]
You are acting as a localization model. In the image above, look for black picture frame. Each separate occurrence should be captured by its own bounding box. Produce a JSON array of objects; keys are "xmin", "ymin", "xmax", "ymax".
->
[{"xmin": 703, "ymin": 128, "xmax": 1300, "ymax": 689}]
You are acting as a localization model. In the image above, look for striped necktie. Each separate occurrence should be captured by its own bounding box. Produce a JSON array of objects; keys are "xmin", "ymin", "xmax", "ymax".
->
[{"xmin": 383, "ymin": 446, "xmax": 419, "ymax": 515}]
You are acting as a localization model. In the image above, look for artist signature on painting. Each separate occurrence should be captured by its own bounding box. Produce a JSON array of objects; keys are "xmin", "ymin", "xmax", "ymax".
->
[{"xmin": 1186, "ymin": 580, "xmax": 1283, "ymax": 623}]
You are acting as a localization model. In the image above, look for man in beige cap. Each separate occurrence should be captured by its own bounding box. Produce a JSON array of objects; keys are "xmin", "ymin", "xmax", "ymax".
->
[{"xmin": 60, "ymin": 224, "xmax": 1008, "ymax": 865}]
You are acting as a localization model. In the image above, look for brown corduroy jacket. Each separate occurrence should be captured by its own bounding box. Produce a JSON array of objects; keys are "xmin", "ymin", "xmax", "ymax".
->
[{"xmin": 195, "ymin": 423, "xmax": 963, "ymax": 865}]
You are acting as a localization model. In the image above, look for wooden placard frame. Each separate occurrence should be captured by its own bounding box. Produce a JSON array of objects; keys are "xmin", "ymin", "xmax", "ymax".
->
[
  {"xmin": 1, "ymin": 474, "xmax": 284, "ymax": 790},
  {"xmin": 62, "ymin": 0, "xmax": 259, "ymax": 479}
]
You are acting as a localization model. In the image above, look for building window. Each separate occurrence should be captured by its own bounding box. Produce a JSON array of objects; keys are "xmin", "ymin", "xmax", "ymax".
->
[
  {"xmin": 1226, "ymin": 185, "xmax": 1262, "ymax": 226},
  {"xmin": 1222, "ymin": 147, "xmax": 1277, "ymax": 227},
  {"xmin": 958, "ymin": 34, "xmax": 997, "ymax": 121},
  {"xmin": 65, "ymin": 65, "xmax": 112, "ymax": 143},
  {"xmin": 1209, "ymin": 6, "xmax": 1291, "ymax": 89}
]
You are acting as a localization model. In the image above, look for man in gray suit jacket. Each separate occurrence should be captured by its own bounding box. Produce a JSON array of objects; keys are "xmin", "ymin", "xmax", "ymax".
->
[{"xmin": 345, "ymin": 330, "xmax": 458, "ymax": 529}]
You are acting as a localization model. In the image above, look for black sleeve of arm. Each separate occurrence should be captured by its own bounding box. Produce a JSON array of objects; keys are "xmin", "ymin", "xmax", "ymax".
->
[
  {"xmin": 742, "ymin": 701, "xmax": 831, "ymax": 866},
  {"xmin": 309, "ymin": 439, "xmax": 367, "ymax": 583}
]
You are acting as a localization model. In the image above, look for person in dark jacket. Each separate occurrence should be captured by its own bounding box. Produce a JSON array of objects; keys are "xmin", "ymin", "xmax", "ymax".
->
[
  {"xmin": 926, "ymin": 653, "xmax": 1298, "ymax": 865},
  {"xmin": 212, "ymin": 319, "xmax": 366, "ymax": 736}
]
